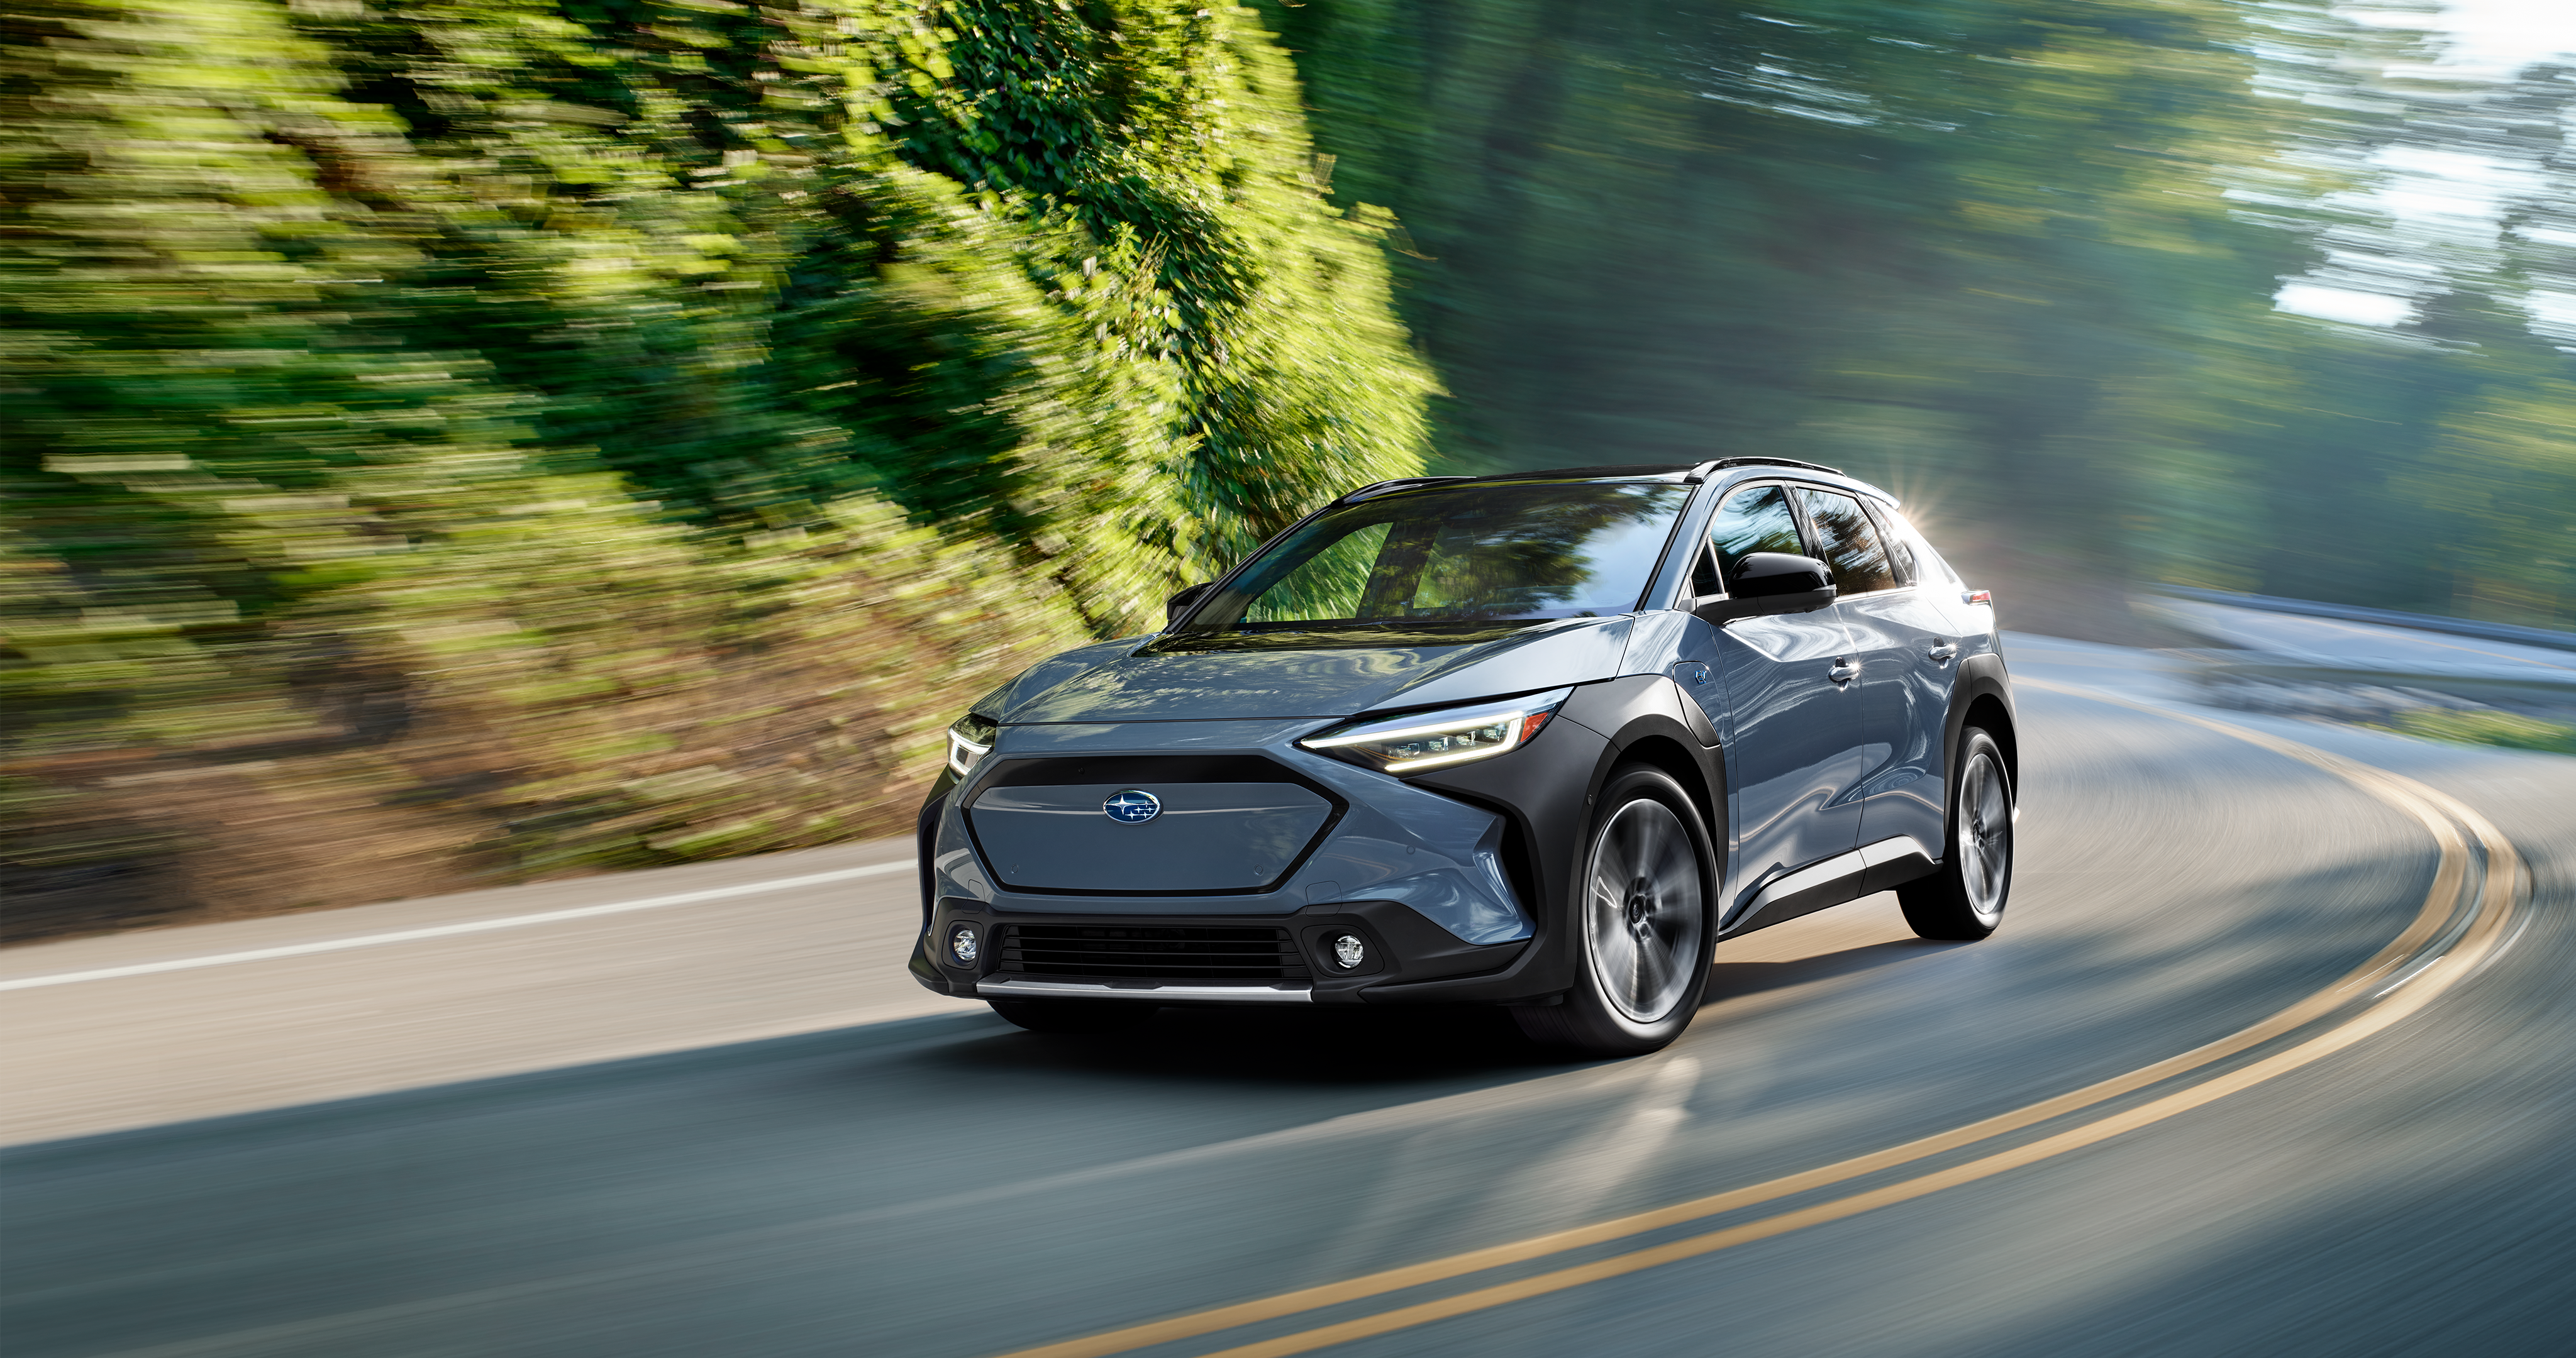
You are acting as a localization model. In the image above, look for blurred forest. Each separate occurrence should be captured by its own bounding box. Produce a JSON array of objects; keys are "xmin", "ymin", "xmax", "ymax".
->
[
  {"xmin": 3, "ymin": 0, "xmax": 1428, "ymax": 934},
  {"xmin": 1260, "ymin": 0, "xmax": 2575, "ymax": 634},
  {"xmin": 4, "ymin": 0, "xmax": 2572, "ymax": 936}
]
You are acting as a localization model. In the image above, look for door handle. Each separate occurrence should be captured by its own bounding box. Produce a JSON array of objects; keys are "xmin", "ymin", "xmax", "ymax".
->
[
  {"xmin": 1928, "ymin": 641, "xmax": 1959, "ymax": 663},
  {"xmin": 1829, "ymin": 659, "xmax": 1860, "ymax": 684}
]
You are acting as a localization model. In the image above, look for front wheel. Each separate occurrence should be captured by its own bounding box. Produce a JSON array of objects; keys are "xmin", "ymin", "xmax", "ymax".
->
[
  {"xmin": 1898, "ymin": 726, "xmax": 2014, "ymax": 941},
  {"xmin": 1516, "ymin": 766, "xmax": 1714, "ymax": 1057}
]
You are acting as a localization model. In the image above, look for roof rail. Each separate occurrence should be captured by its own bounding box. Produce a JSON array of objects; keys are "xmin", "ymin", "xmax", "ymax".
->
[
  {"xmin": 1703, "ymin": 456, "xmax": 1848, "ymax": 477},
  {"xmin": 1335, "ymin": 475, "xmax": 1475, "ymax": 504}
]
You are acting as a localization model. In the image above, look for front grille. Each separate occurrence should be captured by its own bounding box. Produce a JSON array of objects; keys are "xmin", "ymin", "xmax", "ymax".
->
[
  {"xmin": 964, "ymin": 768, "xmax": 1339, "ymax": 896},
  {"xmin": 997, "ymin": 924, "xmax": 1313, "ymax": 982}
]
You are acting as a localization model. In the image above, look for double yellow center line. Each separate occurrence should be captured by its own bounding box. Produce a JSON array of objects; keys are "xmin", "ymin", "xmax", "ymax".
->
[{"xmin": 995, "ymin": 690, "xmax": 2524, "ymax": 1358}]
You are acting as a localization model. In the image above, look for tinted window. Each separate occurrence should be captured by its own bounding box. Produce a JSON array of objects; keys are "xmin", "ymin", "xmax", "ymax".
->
[
  {"xmin": 1703, "ymin": 485, "xmax": 1806, "ymax": 593},
  {"xmin": 1192, "ymin": 480, "xmax": 1692, "ymax": 632},
  {"xmin": 1796, "ymin": 489, "xmax": 1897, "ymax": 595}
]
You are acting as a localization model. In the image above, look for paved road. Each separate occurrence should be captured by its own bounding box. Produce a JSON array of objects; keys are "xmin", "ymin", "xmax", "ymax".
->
[
  {"xmin": 2149, "ymin": 597, "xmax": 2576, "ymax": 676},
  {"xmin": 0, "ymin": 837, "xmax": 975, "ymax": 1144},
  {"xmin": 2142, "ymin": 595, "xmax": 2576, "ymax": 709},
  {"xmin": 6, "ymin": 634, "xmax": 2574, "ymax": 1357}
]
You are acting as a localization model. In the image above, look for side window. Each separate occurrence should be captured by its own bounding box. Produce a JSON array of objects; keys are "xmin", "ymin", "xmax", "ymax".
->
[
  {"xmin": 1704, "ymin": 485, "xmax": 1804, "ymax": 593},
  {"xmin": 1796, "ymin": 489, "xmax": 1897, "ymax": 595}
]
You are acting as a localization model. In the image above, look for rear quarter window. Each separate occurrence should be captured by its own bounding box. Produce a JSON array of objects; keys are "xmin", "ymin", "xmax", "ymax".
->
[{"xmin": 1882, "ymin": 508, "xmax": 1959, "ymax": 586}]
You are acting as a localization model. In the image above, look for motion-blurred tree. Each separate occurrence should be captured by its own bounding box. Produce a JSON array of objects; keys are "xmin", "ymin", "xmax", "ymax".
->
[
  {"xmin": 270, "ymin": 0, "xmax": 1431, "ymax": 612},
  {"xmin": 1, "ymin": 0, "xmax": 1430, "ymax": 934},
  {"xmin": 1256, "ymin": 0, "xmax": 2575, "ymax": 631}
]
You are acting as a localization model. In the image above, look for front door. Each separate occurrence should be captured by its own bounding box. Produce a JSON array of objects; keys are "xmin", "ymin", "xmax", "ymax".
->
[{"xmin": 1672, "ymin": 483, "xmax": 1868, "ymax": 922}]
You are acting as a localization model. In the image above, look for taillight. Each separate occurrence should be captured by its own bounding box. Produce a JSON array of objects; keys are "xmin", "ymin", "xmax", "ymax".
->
[{"xmin": 1963, "ymin": 590, "xmax": 1993, "ymax": 606}]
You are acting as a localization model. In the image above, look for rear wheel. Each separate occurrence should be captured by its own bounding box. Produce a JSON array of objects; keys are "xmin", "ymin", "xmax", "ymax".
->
[
  {"xmin": 1516, "ymin": 766, "xmax": 1714, "ymax": 1057},
  {"xmin": 1898, "ymin": 726, "xmax": 2014, "ymax": 941},
  {"xmin": 987, "ymin": 1000, "xmax": 1157, "ymax": 1034}
]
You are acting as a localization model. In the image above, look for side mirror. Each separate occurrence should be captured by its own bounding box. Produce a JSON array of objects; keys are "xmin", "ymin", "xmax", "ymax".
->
[
  {"xmin": 1733, "ymin": 552, "xmax": 1831, "ymax": 598},
  {"xmin": 1165, "ymin": 582, "xmax": 1215, "ymax": 629},
  {"xmin": 1692, "ymin": 553, "xmax": 1836, "ymax": 625}
]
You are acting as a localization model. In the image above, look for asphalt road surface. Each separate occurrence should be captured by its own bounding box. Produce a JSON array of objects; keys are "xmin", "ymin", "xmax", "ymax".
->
[
  {"xmin": 6, "ymin": 633, "xmax": 2575, "ymax": 1358},
  {"xmin": 2151, "ymin": 596, "xmax": 2576, "ymax": 683},
  {"xmin": 2143, "ymin": 595, "xmax": 2576, "ymax": 714}
]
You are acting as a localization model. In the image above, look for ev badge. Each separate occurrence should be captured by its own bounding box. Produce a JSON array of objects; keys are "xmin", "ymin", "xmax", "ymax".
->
[{"xmin": 1103, "ymin": 789, "xmax": 1162, "ymax": 824}]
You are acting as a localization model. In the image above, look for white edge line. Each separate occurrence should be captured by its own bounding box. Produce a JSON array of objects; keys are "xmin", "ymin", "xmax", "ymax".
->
[{"xmin": 0, "ymin": 860, "xmax": 919, "ymax": 993}]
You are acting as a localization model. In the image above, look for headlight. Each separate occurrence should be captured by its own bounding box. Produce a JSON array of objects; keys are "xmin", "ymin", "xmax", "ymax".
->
[
  {"xmin": 947, "ymin": 712, "xmax": 997, "ymax": 778},
  {"xmin": 1299, "ymin": 688, "xmax": 1572, "ymax": 775}
]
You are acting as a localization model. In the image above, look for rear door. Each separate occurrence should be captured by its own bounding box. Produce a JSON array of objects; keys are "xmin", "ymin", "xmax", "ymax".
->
[
  {"xmin": 1794, "ymin": 487, "xmax": 1953, "ymax": 859},
  {"xmin": 1672, "ymin": 483, "xmax": 1867, "ymax": 919}
]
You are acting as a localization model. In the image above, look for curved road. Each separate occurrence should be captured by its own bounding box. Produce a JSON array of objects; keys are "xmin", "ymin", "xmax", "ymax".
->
[{"xmin": 6, "ymin": 635, "xmax": 2575, "ymax": 1357}]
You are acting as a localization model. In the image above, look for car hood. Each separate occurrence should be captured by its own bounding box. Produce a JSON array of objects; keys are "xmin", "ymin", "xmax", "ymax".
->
[{"xmin": 999, "ymin": 616, "xmax": 1638, "ymax": 724}]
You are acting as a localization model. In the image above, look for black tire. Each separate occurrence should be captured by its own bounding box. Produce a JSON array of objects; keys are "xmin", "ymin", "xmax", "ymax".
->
[
  {"xmin": 1515, "ymin": 766, "xmax": 1716, "ymax": 1057},
  {"xmin": 1899, "ymin": 726, "xmax": 2014, "ymax": 941},
  {"xmin": 987, "ymin": 999, "xmax": 1158, "ymax": 1034}
]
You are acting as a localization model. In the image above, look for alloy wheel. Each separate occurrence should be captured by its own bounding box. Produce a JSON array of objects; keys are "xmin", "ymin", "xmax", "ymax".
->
[
  {"xmin": 1957, "ymin": 749, "xmax": 2012, "ymax": 925},
  {"xmin": 1583, "ymin": 797, "xmax": 1707, "ymax": 1024}
]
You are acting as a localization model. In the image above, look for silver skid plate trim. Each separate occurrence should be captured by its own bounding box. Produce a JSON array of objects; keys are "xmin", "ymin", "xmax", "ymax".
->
[
  {"xmin": 1860, "ymin": 834, "xmax": 1935, "ymax": 874},
  {"xmin": 1729, "ymin": 834, "xmax": 1938, "ymax": 930},
  {"xmin": 976, "ymin": 978, "xmax": 1313, "ymax": 1004}
]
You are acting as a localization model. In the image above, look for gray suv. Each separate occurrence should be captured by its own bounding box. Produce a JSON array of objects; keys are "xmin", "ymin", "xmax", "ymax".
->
[{"xmin": 908, "ymin": 461, "xmax": 2017, "ymax": 1055}]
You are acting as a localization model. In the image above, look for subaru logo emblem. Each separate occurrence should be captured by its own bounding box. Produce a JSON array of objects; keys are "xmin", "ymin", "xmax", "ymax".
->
[{"xmin": 1103, "ymin": 790, "xmax": 1161, "ymax": 824}]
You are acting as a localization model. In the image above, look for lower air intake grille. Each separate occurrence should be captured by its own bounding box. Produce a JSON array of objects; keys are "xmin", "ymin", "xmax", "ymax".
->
[{"xmin": 997, "ymin": 924, "xmax": 1312, "ymax": 981}]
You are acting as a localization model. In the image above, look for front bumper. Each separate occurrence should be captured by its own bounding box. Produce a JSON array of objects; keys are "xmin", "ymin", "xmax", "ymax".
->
[
  {"xmin": 905, "ymin": 711, "xmax": 1617, "ymax": 1007},
  {"xmin": 909, "ymin": 899, "xmax": 1531, "ymax": 1006}
]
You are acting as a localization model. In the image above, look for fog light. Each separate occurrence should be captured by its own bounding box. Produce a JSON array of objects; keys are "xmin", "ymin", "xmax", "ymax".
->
[
  {"xmin": 949, "ymin": 924, "xmax": 980, "ymax": 965},
  {"xmin": 1332, "ymin": 934, "xmax": 1367, "ymax": 970}
]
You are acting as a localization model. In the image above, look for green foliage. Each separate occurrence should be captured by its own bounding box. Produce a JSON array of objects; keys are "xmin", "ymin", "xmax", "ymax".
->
[
  {"xmin": 2387, "ymin": 708, "xmax": 2576, "ymax": 756},
  {"xmin": 203, "ymin": 0, "xmax": 1430, "ymax": 614},
  {"xmin": 0, "ymin": 0, "xmax": 1427, "ymax": 933}
]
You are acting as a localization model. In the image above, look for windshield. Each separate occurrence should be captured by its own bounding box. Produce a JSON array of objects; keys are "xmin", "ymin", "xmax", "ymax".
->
[{"xmin": 1180, "ymin": 480, "xmax": 1692, "ymax": 638}]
